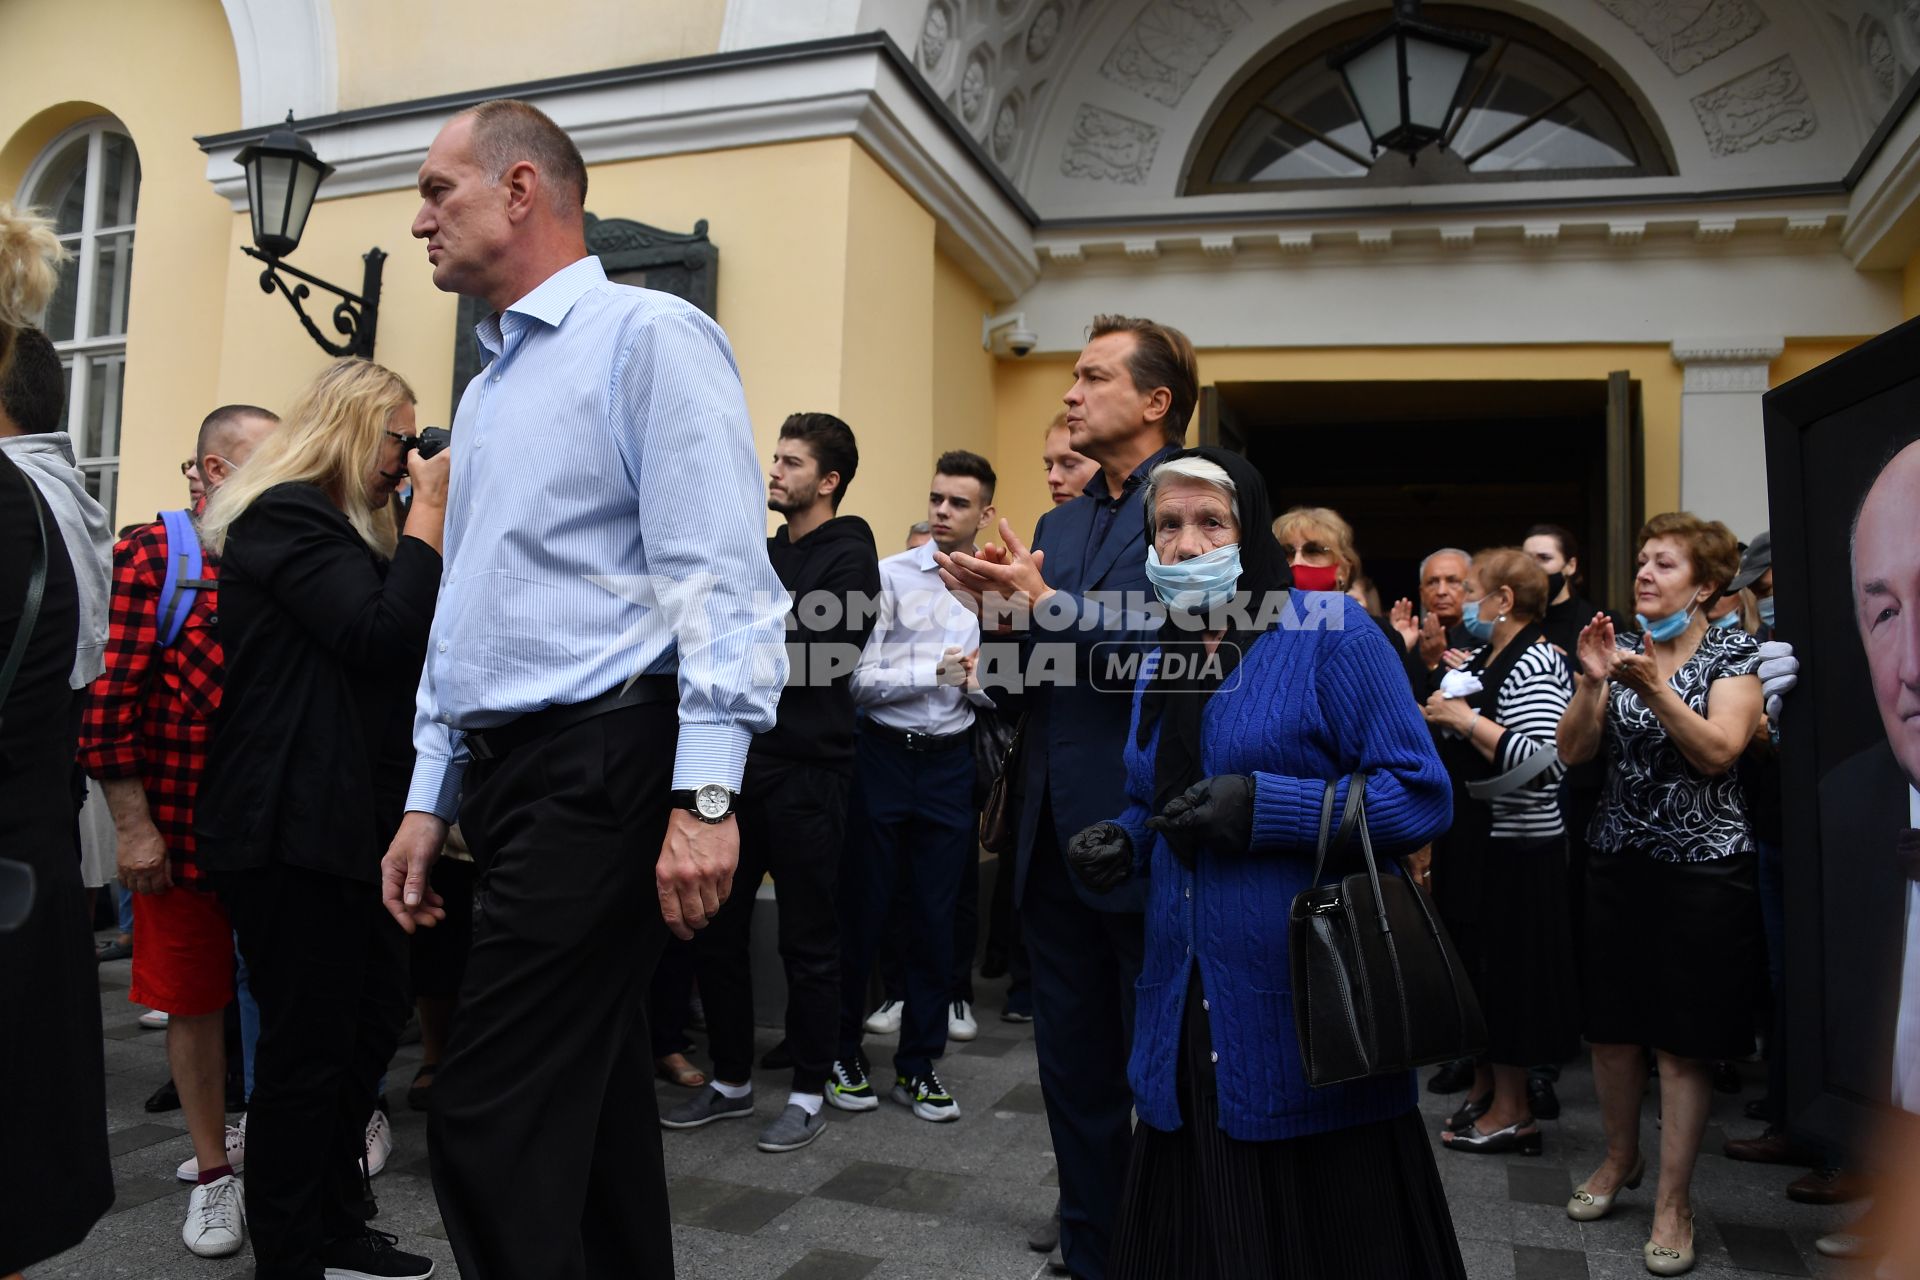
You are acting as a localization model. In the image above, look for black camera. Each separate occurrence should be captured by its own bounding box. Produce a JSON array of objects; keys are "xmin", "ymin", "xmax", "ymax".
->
[{"xmin": 401, "ymin": 426, "xmax": 452, "ymax": 460}]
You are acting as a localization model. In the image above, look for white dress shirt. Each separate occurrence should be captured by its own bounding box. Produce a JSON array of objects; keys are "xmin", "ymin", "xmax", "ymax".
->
[
  {"xmin": 851, "ymin": 541, "xmax": 992, "ymax": 736},
  {"xmin": 405, "ymin": 256, "xmax": 787, "ymax": 819},
  {"xmin": 1896, "ymin": 785, "xmax": 1920, "ymax": 1114}
]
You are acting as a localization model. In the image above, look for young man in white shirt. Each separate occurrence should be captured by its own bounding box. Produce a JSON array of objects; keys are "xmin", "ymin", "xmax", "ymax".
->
[{"xmin": 828, "ymin": 452, "xmax": 997, "ymax": 1122}]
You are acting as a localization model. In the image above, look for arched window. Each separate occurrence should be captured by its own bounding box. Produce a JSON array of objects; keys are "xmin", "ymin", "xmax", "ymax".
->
[
  {"xmin": 1188, "ymin": 6, "xmax": 1670, "ymax": 194},
  {"xmin": 21, "ymin": 119, "xmax": 140, "ymax": 520}
]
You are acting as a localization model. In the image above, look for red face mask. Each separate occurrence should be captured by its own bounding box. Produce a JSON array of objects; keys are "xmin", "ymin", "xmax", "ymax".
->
[{"xmin": 1289, "ymin": 562, "xmax": 1341, "ymax": 592}]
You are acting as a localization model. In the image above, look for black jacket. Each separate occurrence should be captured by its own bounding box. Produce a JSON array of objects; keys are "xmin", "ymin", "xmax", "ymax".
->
[
  {"xmin": 196, "ymin": 483, "xmax": 441, "ymax": 883},
  {"xmin": 752, "ymin": 514, "xmax": 880, "ymax": 773}
]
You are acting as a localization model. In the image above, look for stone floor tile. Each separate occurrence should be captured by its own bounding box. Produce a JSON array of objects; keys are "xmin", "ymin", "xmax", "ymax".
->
[
  {"xmin": 1508, "ymin": 1162, "xmax": 1574, "ymax": 1207},
  {"xmin": 991, "ymin": 1082, "xmax": 1047, "ymax": 1114},
  {"xmin": 669, "ymin": 1175, "xmax": 804, "ymax": 1235},
  {"xmin": 106, "ymin": 1122, "xmax": 185, "ymax": 1156},
  {"xmin": 776, "ymin": 1248, "xmax": 884, "ymax": 1280},
  {"xmin": 1513, "ymin": 1244, "xmax": 1590, "ymax": 1280},
  {"xmin": 1717, "ymin": 1223, "xmax": 1811, "ymax": 1276}
]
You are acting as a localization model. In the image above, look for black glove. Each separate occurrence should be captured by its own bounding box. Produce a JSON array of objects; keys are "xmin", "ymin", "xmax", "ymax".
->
[
  {"xmin": 1065, "ymin": 822, "xmax": 1134, "ymax": 894},
  {"xmin": 1146, "ymin": 775, "xmax": 1255, "ymax": 863}
]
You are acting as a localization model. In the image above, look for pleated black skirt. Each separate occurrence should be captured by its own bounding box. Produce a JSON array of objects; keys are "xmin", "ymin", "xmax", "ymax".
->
[
  {"xmin": 1583, "ymin": 844, "xmax": 1766, "ymax": 1060},
  {"xmin": 1111, "ymin": 974, "xmax": 1468, "ymax": 1280},
  {"xmin": 1453, "ymin": 835, "xmax": 1582, "ymax": 1066}
]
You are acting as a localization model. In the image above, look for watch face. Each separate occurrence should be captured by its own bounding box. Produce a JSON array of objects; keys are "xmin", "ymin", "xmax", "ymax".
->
[{"xmin": 695, "ymin": 784, "xmax": 730, "ymax": 820}]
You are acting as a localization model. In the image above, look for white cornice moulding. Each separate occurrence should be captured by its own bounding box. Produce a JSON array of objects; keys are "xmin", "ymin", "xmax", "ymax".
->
[
  {"xmin": 1842, "ymin": 92, "xmax": 1920, "ymax": 269},
  {"xmin": 1672, "ymin": 338, "xmax": 1785, "ymax": 394},
  {"xmin": 201, "ymin": 45, "xmax": 1039, "ymax": 301}
]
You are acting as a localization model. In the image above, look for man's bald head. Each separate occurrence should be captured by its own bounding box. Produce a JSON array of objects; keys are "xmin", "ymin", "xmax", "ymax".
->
[
  {"xmin": 1850, "ymin": 437, "xmax": 1920, "ymax": 788},
  {"xmin": 197, "ymin": 404, "xmax": 278, "ymax": 493},
  {"xmin": 461, "ymin": 99, "xmax": 586, "ymax": 215}
]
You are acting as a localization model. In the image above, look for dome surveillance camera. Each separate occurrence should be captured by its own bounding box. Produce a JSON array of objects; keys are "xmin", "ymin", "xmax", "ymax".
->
[
  {"xmin": 982, "ymin": 310, "xmax": 1038, "ymax": 359},
  {"xmin": 1007, "ymin": 328, "xmax": 1038, "ymax": 357}
]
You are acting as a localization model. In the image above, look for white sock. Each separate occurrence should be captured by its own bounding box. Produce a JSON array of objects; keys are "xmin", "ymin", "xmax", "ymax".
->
[
  {"xmin": 787, "ymin": 1092, "xmax": 824, "ymax": 1116},
  {"xmin": 711, "ymin": 1079, "xmax": 752, "ymax": 1100}
]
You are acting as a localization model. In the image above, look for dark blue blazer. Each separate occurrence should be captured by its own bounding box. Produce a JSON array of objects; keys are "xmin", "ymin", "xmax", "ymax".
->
[{"xmin": 1011, "ymin": 478, "xmax": 1160, "ymax": 915}]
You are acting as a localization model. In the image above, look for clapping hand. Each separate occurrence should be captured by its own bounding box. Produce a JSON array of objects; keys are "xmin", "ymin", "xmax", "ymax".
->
[
  {"xmin": 1065, "ymin": 822, "xmax": 1134, "ymax": 894},
  {"xmin": 1389, "ymin": 598, "xmax": 1420, "ymax": 652},
  {"xmin": 1611, "ymin": 651, "xmax": 1662, "ymax": 698},
  {"xmin": 1574, "ymin": 613, "xmax": 1617, "ymax": 683},
  {"xmin": 1146, "ymin": 775, "xmax": 1255, "ymax": 862},
  {"xmin": 935, "ymin": 519, "xmax": 1050, "ymax": 631},
  {"xmin": 1417, "ymin": 612, "xmax": 1449, "ymax": 669}
]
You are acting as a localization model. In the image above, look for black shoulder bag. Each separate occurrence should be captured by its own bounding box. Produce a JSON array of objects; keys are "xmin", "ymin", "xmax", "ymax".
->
[
  {"xmin": 1289, "ymin": 770, "xmax": 1485, "ymax": 1087},
  {"xmin": 0, "ymin": 465, "xmax": 50, "ymax": 932}
]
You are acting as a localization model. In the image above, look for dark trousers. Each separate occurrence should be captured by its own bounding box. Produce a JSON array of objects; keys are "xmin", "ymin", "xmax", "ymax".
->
[
  {"xmin": 837, "ymin": 729, "xmax": 974, "ymax": 1077},
  {"xmin": 876, "ymin": 849, "xmax": 979, "ymax": 1004},
  {"xmin": 986, "ymin": 848, "xmax": 1031, "ymax": 996},
  {"xmin": 220, "ymin": 864, "xmax": 409, "ymax": 1279},
  {"xmin": 650, "ymin": 937, "xmax": 698, "ymax": 1059},
  {"xmin": 695, "ymin": 753, "xmax": 849, "ymax": 1095},
  {"xmin": 1025, "ymin": 812, "xmax": 1144, "ymax": 1280},
  {"xmin": 429, "ymin": 704, "xmax": 675, "ymax": 1280}
]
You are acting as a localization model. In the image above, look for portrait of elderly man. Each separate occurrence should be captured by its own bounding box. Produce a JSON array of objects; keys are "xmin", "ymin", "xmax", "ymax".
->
[{"xmin": 1818, "ymin": 435, "xmax": 1920, "ymax": 1122}]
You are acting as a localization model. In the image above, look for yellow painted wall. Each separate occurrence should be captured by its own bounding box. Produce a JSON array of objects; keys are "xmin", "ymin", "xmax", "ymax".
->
[
  {"xmin": 1905, "ymin": 247, "xmax": 1920, "ymax": 320},
  {"xmin": 990, "ymin": 346, "xmax": 1690, "ymax": 547},
  {"xmin": 331, "ymin": 0, "xmax": 727, "ymax": 111},
  {"xmin": 1770, "ymin": 338, "xmax": 1870, "ymax": 389},
  {"xmin": 1, "ymin": 0, "xmax": 241, "ymax": 526},
  {"xmin": 929, "ymin": 247, "xmax": 999, "ymax": 531}
]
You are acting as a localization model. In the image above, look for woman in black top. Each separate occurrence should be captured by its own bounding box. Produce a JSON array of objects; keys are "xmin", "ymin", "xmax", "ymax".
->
[
  {"xmin": 196, "ymin": 358, "xmax": 448, "ymax": 1280},
  {"xmin": 1556, "ymin": 513, "xmax": 1763, "ymax": 1277}
]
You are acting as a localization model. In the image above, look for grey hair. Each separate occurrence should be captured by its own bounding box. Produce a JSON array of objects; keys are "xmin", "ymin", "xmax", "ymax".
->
[
  {"xmin": 1419, "ymin": 547, "xmax": 1471, "ymax": 583},
  {"xmin": 1145, "ymin": 456, "xmax": 1239, "ymax": 525}
]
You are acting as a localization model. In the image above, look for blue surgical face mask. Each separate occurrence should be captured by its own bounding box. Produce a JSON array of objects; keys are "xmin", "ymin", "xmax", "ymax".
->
[
  {"xmin": 1460, "ymin": 597, "xmax": 1497, "ymax": 642},
  {"xmin": 1146, "ymin": 543, "xmax": 1242, "ymax": 613},
  {"xmin": 1636, "ymin": 601, "xmax": 1698, "ymax": 643},
  {"xmin": 1710, "ymin": 610, "xmax": 1740, "ymax": 631},
  {"xmin": 1757, "ymin": 595, "xmax": 1776, "ymax": 629}
]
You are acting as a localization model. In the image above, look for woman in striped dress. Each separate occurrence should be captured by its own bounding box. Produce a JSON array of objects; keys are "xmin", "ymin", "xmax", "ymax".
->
[{"xmin": 1421, "ymin": 547, "xmax": 1579, "ymax": 1157}]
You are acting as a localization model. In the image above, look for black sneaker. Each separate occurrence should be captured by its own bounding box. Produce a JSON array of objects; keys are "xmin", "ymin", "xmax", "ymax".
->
[
  {"xmin": 893, "ymin": 1067, "xmax": 960, "ymax": 1122},
  {"xmin": 320, "ymin": 1227, "xmax": 434, "ymax": 1278},
  {"xmin": 826, "ymin": 1056, "xmax": 879, "ymax": 1113},
  {"xmin": 1527, "ymin": 1075, "xmax": 1561, "ymax": 1120},
  {"xmin": 1427, "ymin": 1058, "xmax": 1474, "ymax": 1094}
]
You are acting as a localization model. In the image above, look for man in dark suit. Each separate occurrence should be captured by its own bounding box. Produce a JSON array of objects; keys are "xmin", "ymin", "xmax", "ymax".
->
[{"xmin": 939, "ymin": 314, "xmax": 1195, "ymax": 1279}]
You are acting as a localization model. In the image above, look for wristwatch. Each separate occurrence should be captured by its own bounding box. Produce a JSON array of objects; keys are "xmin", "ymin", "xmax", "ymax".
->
[{"xmin": 671, "ymin": 784, "xmax": 738, "ymax": 824}]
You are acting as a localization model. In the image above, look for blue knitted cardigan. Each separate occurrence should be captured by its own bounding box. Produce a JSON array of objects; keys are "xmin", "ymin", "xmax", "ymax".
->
[{"xmin": 1109, "ymin": 591, "xmax": 1453, "ymax": 1143}]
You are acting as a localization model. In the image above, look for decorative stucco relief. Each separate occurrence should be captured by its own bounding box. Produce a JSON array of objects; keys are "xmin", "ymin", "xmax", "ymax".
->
[
  {"xmin": 1594, "ymin": 0, "xmax": 1768, "ymax": 74},
  {"xmin": 1810, "ymin": 0, "xmax": 1920, "ymax": 110},
  {"xmin": 1098, "ymin": 0, "xmax": 1252, "ymax": 107},
  {"xmin": 1691, "ymin": 55, "xmax": 1819, "ymax": 152},
  {"xmin": 915, "ymin": 0, "xmax": 1088, "ymax": 177},
  {"xmin": 1060, "ymin": 104, "xmax": 1162, "ymax": 183}
]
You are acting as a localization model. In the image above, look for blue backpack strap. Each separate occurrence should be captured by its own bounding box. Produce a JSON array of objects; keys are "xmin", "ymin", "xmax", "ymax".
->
[{"xmin": 155, "ymin": 509, "xmax": 202, "ymax": 649}]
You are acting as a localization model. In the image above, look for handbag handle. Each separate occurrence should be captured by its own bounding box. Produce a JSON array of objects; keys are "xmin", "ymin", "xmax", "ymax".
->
[{"xmin": 1311, "ymin": 771, "xmax": 1395, "ymax": 938}]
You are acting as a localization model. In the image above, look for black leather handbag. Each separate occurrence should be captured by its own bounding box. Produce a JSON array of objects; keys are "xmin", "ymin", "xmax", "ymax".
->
[{"xmin": 1289, "ymin": 770, "xmax": 1485, "ymax": 1087}]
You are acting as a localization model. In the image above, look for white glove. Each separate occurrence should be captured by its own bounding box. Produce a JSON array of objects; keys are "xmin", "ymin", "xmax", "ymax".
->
[{"xmin": 1757, "ymin": 640, "xmax": 1798, "ymax": 723}]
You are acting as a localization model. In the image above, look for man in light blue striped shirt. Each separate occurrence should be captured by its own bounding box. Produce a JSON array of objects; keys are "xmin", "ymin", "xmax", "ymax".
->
[{"xmin": 377, "ymin": 99, "xmax": 786, "ymax": 1280}]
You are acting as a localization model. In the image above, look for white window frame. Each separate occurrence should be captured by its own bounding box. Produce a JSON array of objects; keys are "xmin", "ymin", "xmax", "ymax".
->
[{"xmin": 18, "ymin": 117, "xmax": 139, "ymax": 521}]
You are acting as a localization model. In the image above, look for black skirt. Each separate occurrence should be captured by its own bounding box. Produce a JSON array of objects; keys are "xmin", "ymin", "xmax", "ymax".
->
[
  {"xmin": 1452, "ymin": 835, "xmax": 1581, "ymax": 1067},
  {"xmin": 1583, "ymin": 845, "xmax": 1766, "ymax": 1060},
  {"xmin": 1111, "ymin": 974, "xmax": 1468, "ymax": 1280}
]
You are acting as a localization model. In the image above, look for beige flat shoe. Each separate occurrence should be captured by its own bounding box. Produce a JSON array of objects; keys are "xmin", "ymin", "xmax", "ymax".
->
[
  {"xmin": 1644, "ymin": 1215, "xmax": 1695, "ymax": 1276},
  {"xmin": 1567, "ymin": 1155, "xmax": 1645, "ymax": 1221}
]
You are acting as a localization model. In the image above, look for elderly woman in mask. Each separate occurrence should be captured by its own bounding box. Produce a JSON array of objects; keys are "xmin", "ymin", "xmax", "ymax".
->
[{"xmin": 1065, "ymin": 448, "xmax": 1462, "ymax": 1279}]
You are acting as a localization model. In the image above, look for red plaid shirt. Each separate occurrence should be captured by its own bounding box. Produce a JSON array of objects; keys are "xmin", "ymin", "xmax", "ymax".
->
[{"xmin": 77, "ymin": 521, "xmax": 223, "ymax": 882}]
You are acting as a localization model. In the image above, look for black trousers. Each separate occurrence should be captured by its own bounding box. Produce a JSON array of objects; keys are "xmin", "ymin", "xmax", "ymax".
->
[
  {"xmin": 650, "ymin": 936, "xmax": 698, "ymax": 1059},
  {"xmin": 429, "ymin": 703, "xmax": 674, "ymax": 1280},
  {"xmin": 837, "ymin": 729, "xmax": 974, "ymax": 1077},
  {"xmin": 219, "ymin": 863, "xmax": 409, "ymax": 1279},
  {"xmin": 1024, "ymin": 810, "xmax": 1144, "ymax": 1280},
  {"xmin": 694, "ymin": 753, "xmax": 849, "ymax": 1094}
]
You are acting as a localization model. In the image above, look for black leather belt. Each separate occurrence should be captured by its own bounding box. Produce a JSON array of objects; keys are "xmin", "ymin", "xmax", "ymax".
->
[
  {"xmin": 863, "ymin": 721, "xmax": 970, "ymax": 754},
  {"xmin": 465, "ymin": 677, "xmax": 675, "ymax": 764}
]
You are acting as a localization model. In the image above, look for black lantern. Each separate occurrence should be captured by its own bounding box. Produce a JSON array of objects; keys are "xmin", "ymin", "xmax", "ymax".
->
[
  {"xmin": 234, "ymin": 112, "xmax": 383, "ymax": 358},
  {"xmin": 1329, "ymin": 0, "xmax": 1489, "ymax": 159}
]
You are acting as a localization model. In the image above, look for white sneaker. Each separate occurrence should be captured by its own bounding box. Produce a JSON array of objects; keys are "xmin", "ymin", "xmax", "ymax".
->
[
  {"xmin": 181, "ymin": 1173, "xmax": 245, "ymax": 1257},
  {"xmin": 364, "ymin": 1108, "xmax": 392, "ymax": 1177},
  {"xmin": 863, "ymin": 999, "xmax": 903, "ymax": 1035},
  {"xmin": 176, "ymin": 1115, "xmax": 247, "ymax": 1181},
  {"xmin": 138, "ymin": 1008, "xmax": 170, "ymax": 1029},
  {"xmin": 948, "ymin": 999, "xmax": 978, "ymax": 1042}
]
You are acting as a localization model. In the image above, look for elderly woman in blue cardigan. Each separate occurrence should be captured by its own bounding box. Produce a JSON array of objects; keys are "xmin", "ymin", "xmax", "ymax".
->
[{"xmin": 1067, "ymin": 447, "xmax": 1461, "ymax": 1280}]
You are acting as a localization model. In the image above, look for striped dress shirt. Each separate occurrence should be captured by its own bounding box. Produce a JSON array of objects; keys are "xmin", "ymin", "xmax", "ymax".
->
[{"xmin": 405, "ymin": 255, "xmax": 788, "ymax": 821}]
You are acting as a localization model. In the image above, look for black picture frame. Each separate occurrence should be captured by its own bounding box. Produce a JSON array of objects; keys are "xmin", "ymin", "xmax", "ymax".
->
[
  {"xmin": 1764, "ymin": 314, "xmax": 1920, "ymax": 1151},
  {"xmin": 448, "ymin": 212, "xmax": 719, "ymax": 412}
]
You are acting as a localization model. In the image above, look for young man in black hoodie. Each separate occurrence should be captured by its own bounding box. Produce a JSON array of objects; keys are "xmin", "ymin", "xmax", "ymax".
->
[{"xmin": 663, "ymin": 412, "xmax": 881, "ymax": 1154}]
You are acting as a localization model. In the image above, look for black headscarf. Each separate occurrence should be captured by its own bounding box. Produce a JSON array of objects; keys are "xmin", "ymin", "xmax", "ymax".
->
[{"xmin": 1134, "ymin": 447, "xmax": 1292, "ymax": 817}]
